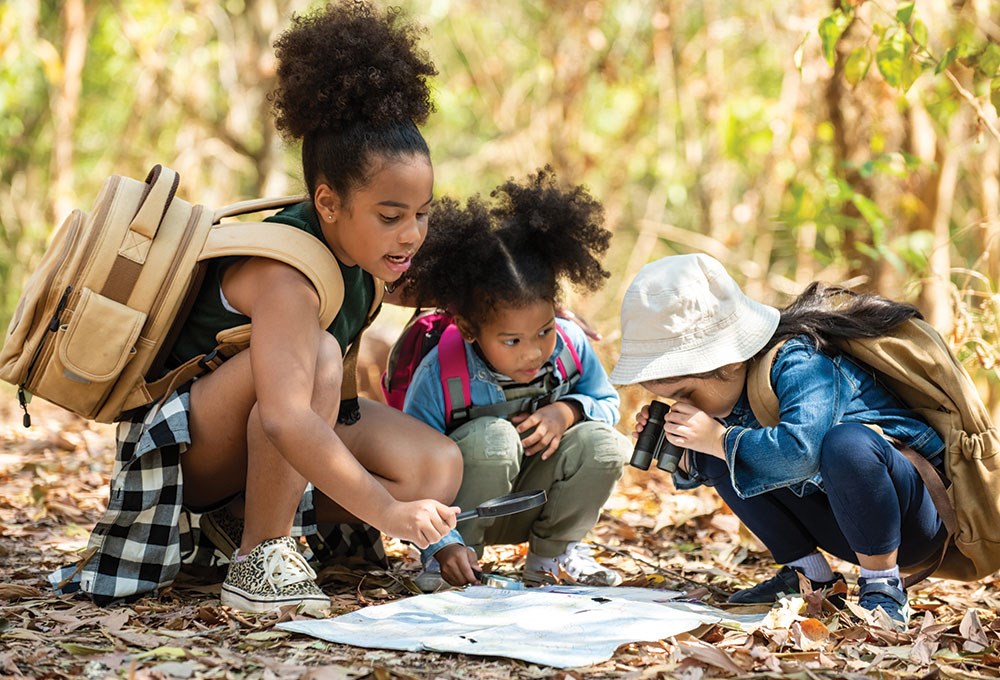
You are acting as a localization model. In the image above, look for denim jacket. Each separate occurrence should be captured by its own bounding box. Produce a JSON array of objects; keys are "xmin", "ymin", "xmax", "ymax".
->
[
  {"xmin": 404, "ymin": 317, "xmax": 621, "ymax": 560},
  {"xmin": 403, "ymin": 317, "xmax": 621, "ymax": 433},
  {"xmin": 678, "ymin": 336, "xmax": 945, "ymax": 499}
]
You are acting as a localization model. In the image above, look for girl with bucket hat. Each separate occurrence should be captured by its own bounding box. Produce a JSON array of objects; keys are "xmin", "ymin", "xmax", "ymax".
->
[{"xmin": 612, "ymin": 253, "xmax": 947, "ymax": 627}]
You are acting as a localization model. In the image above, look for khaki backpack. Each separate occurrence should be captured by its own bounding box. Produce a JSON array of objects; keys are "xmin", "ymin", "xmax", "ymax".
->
[
  {"xmin": 0, "ymin": 165, "xmax": 383, "ymax": 425},
  {"xmin": 746, "ymin": 313, "xmax": 1000, "ymax": 585}
]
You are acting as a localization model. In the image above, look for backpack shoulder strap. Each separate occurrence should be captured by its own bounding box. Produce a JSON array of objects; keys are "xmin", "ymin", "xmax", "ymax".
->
[
  {"xmin": 746, "ymin": 342, "xmax": 784, "ymax": 427},
  {"xmin": 213, "ymin": 195, "xmax": 307, "ymax": 222},
  {"xmin": 553, "ymin": 325, "xmax": 583, "ymax": 381},
  {"xmin": 200, "ymin": 222, "xmax": 344, "ymax": 328},
  {"xmin": 438, "ymin": 324, "xmax": 472, "ymax": 428},
  {"xmin": 144, "ymin": 222, "xmax": 345, "ymax": 407}
]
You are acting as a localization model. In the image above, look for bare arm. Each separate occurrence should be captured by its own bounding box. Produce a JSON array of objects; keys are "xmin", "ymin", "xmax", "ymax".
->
[{"xmin": 224, "ymin": 258, "xmax": 456, "ymax": 547}]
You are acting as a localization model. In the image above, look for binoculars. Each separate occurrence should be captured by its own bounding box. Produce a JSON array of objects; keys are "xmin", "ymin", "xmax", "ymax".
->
[{"xmin": 630, "ymin": 400, "xmax": 684, "ymax": 473}]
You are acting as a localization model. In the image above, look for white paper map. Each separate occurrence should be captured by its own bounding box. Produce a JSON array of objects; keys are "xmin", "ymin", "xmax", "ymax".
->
[{"xmin": 277, "ymin": 585, "xmax": 766, "ymax": 669}]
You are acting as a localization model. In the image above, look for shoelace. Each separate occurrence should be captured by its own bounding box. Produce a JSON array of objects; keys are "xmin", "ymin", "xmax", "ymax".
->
[
  {"xmin": 561, "ymin": 542, "xmax": 605, "ymax": 575},
  {"xmin": 260, "ymin": 541, "xmax": 318, "ymax": 593}
]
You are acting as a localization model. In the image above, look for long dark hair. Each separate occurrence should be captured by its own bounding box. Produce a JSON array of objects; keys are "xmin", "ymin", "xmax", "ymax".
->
[
  {"xmin": 758, "ymin": 282, "xmax": 923, "ymax": 357},
  {"xmin": 270, "ymin": 1, "xmax": 436, "ymax": 199}
]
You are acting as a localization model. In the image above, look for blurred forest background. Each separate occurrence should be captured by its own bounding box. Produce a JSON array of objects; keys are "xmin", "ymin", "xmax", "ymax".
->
[{"xmin": 1, "ymin": 0, "xmax": 998, "ymax": 417}]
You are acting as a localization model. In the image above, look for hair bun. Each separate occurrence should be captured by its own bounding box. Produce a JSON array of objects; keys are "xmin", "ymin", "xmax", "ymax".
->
[{"xmin": 271, "ymin": 1, "xmax": 436, "ymax": 139}]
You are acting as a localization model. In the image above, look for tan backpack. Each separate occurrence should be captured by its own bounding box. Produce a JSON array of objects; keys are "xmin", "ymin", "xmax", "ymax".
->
[
  {"xmin": 747, "ymin": 314, "xmax": 1000, "ymax": 584},
  {"xmin": 0, "ymin": 165, "xmax": 382, "ymax": 425}
]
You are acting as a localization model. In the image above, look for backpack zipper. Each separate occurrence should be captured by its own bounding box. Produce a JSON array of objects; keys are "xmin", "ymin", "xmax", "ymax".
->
[
  {"xmin": 13, "ymin": 206, "xmax": 86, "ymax": 427},
  {"xmin": 19, "ymin": 285, "xmax": 73, "ymax": 427}
]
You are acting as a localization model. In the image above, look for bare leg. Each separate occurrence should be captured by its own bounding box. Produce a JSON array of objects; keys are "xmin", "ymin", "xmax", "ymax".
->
[
  {"xmin": 312, "ymin": 398, "xmax": 463, "ymax": 523},
  {"xmin": 183, "ymin": 334, "xmax": 462, "ymax": 553},
  {"xmin": 857, "ymin": 549, "xmax": 898, "ymax": 571},
  {"xmin": 184, "ymin": 334, "xmax": 342, "ymax": 552}
]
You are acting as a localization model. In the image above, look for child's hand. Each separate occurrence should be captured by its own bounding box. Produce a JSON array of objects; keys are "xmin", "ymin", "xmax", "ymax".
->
[
  {"xmin": 512, "ymin": 401, "xmax": 578, "ymax": 459},
  {"xmin": 382, "ymin": 499, "xmax": 459, "ymax": 549},
  {"xmin": 663, "ymin": 402, "xmax": 726, "ymax": 459},
  {"xmin": 435, "ymin": 543, "xmax": 481, "ymax": 586},
  {"xmin": 632, "ymin": 404, "xmax": 652, "ymax": 439}
]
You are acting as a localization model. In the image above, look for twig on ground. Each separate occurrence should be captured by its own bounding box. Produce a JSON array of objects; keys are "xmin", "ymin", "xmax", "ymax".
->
[{"xmin": 588, "ymin": 540, "xmax": 732, "ymax": 598}]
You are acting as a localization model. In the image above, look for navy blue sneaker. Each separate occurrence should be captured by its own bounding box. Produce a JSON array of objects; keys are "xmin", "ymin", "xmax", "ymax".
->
[
  {"xmin": 857, "ymin": 576, "xmax": 910, "ymax": 626},
  {"xmin": 728, "ymin": 565, "xmax": 847, "ymax": 608}
]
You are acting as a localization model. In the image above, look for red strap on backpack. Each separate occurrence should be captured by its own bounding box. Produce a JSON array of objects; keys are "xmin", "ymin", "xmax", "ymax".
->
[
  {"xmin": 554, "ymin": 325, "xmax": 582, "ymax": 379},
  {"xmin": 438, "ymin": 324, "xmax": 472, "ymax": 427},
  {"xmin": 437, "ymin": 322, "xmax": 583, "ymax": 428}
]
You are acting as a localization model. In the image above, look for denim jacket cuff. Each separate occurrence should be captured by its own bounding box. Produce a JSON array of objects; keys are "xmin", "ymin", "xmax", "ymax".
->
[
  {"xmin": 723, "ymin": 425, "xmax": 744, "ymax": 457},
  {"xmin": 418, "ymin": 528, "xmax": 466, "ymax": 565}
]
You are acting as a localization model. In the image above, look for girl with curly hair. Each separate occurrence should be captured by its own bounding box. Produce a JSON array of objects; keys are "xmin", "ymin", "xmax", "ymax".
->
[
  {"xmin": 56, "ymin": 1, "xmax": 462, "ymax": 614},
  {"xmin": 400, "ymin": 169, "xmax": 631, "ymax": 589}
]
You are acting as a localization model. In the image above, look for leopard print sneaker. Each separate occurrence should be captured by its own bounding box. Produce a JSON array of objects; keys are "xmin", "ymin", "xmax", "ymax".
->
[
  {"xmin": 200, "ymin": 506, "xmax": 244, "ymax": 559},
  {"xmin": 221, "ymin": 536, "xmax": 329, "ymax": 614}
]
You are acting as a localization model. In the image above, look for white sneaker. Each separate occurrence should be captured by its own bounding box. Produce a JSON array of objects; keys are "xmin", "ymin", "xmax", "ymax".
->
[
  {"xmin": 414, "ymin": 557, "xmax": 447, "ymax": 593},
  {"xmin": 524, "ymin": 542, "xmax": 622, "ymax": 586}
]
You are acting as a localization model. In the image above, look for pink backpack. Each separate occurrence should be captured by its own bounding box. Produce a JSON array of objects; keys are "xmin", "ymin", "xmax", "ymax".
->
[{"xmin": 381, "ymin": 309, "xmax": 583, "ymax": 429}]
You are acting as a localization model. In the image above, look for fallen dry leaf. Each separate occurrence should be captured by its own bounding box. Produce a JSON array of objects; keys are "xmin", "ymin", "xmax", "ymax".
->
[{"xmin": 0, "ymin": 399, "xmax": 998, "ymax": 679}]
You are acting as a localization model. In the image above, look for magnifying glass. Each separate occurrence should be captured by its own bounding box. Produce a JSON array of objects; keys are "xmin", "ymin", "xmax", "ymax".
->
[{"xmin": 456, "ymin": 489, "xmax": 547, "ymax": 522}]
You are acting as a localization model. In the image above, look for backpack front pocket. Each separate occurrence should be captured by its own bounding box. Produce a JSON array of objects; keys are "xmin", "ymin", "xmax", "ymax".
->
[{"xmin": 29, "ymin": 287, "xmax": 147, "ymax": 418}]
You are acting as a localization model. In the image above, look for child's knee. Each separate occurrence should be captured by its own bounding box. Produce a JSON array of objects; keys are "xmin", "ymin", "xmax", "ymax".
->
[
  {"xmin": 453, "ymin": 417, "xmax": 522, "ymax": 466},
  {"xmin": 435, "ymin": 437, "xmax": 465, "ymax": 499},
  {"xmin": 820, "ymin": 423, "xmax": 884, "ymax": 465},
  {"xmin": 562, "ymin": 422, "xmax": 630, "ymax": 471}
]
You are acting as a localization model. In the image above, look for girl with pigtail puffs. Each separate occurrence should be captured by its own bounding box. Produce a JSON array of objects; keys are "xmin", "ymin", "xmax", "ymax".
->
[
  {"xmin": 53, "ymin": 1, "xmax": 463, "ymax": 614},
  {"xmin": 400, "ymin": 169, "xmax": 631, "ymax": 589}
]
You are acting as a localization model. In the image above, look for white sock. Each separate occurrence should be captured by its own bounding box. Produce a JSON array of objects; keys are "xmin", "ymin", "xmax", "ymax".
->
[
  {"xmin": 860, "ymin": 565, "xmax": 900, "ymax": 582},
  {"xmin": 786, "ymin": 552, "xmax": 835, "ymax": 582}
]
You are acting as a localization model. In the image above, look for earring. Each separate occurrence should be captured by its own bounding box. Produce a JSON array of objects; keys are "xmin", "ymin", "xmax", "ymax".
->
[{"xmin": 327, "ymin": 214, "xmax": 334, "ymax": 220}]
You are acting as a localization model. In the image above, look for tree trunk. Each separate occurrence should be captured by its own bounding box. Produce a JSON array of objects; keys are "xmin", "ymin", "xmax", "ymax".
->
[
  {"xmin": 824, "ymin": 12, "xmax": 879, "ymax": 290},
  {"xmin": 49, "ymin": 0, "xmax": 94, "ymax": 223},
  {"xmin": 979, "ymin": 131, "xmax": 1000, "ymax": 421},
  {"xmin": 916, "ymin": 110, "xmax": 967, "ymax": 333}
]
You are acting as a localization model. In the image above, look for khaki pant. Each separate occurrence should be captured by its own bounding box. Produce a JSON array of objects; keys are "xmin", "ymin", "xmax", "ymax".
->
[{"xmin": 450, "ymin": 416, "xmax": 630, "ymax": 557}]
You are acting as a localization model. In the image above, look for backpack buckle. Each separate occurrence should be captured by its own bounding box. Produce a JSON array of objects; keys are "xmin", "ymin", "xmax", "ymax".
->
[
  {"xmin": 529, "ymin": 395, "xmax": 551, "ymax": 412},
  {"xmin": 198, "ymin": 349, "xmax": 225, "ymax": 372}
]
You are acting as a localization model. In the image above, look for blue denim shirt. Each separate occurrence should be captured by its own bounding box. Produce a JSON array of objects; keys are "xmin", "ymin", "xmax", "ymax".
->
[
  {"xmin": 403, "ymin": 317, "xmax": 621, "ymax": 433},
  {"xmin": 678, "ymin": 336, "xmax": 945, "ymax": 499},
  {"xmin": 404, "ymin": 317, "xmax": 621, "ymax": 560}
]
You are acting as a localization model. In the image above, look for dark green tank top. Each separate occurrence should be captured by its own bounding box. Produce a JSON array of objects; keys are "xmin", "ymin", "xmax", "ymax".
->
[{"xmin": 169, "ymin": 202, "xmax": 375, "ymax": 366}]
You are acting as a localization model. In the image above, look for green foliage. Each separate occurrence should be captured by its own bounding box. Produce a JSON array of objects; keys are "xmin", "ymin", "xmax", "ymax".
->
[
  {"xmin": 0, "ymin": 0, "xmax": 997, "ymax": 375},
  {"xmin": 875, "ymin": 27, "xmax": 919, "ymax": 90},
  {"xmin": 844, "ymin": 46, "xmax": 872, "ymax": 85},
  {"xmin": 819, "ymin": 9, "xmax": 852, "ymax": 66},
  {"xmin": 820, "ymin": 0, "xmax": 999, "ymax": 100}
]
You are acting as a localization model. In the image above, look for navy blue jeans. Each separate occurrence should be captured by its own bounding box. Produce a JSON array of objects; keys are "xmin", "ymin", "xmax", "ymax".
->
[{"xmin": 697, "ymin": 423, "xmax": 947, "ymax": 568}]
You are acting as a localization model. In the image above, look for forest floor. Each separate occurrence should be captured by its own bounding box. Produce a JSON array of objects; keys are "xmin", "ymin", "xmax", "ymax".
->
[{"xmin": 1, "ymin": 398, "xmax": 999, "ymax": 679}]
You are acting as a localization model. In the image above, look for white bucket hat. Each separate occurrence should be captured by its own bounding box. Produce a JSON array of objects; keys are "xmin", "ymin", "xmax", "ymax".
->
[{"xmin": 610, "ymin": 253, "xmax": 780, "ymax": 384}]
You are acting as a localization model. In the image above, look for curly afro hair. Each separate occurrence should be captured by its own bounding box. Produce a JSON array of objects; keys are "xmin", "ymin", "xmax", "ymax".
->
[
  {"xmin": 404, "ymin": 167, "xmax": 611, "ymax": 331},
  {"xmin": 272, "ymin": 1, "xmax": 436, "ymax": 138},
  {"xmin": 271, "ymin": 1, "xmax": 437, "ymax": 197}
]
